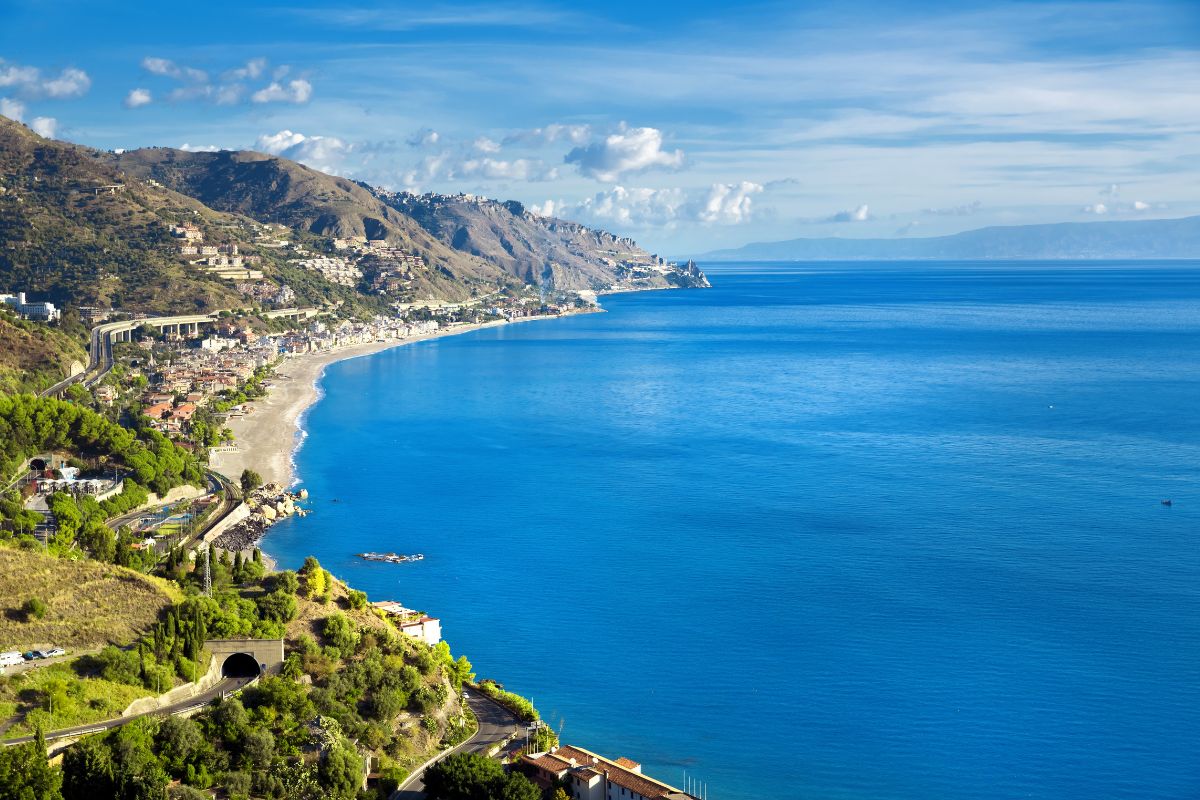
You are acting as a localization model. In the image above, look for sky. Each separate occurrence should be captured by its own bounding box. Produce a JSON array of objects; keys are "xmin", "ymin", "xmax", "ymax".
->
[{"xmin": 2, "ymin": 0, "xmax": 1198, "ymax": 254}]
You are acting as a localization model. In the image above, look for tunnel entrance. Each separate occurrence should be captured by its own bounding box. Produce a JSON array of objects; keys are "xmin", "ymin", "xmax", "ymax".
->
[{"xmin": 221, "ymin": 652, "xmax": 261, "ymax": 678}]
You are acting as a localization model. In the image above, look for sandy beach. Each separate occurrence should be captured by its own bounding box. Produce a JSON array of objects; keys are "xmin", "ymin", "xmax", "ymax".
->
[{"xmin": 209, "ymin": 315, "xmax": 570, "ymax": 487}]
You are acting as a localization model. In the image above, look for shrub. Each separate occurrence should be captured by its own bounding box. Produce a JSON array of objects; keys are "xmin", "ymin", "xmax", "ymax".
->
[{"xmin": 23, "ymin": 597, "xmax": 48, "ymax": 620}]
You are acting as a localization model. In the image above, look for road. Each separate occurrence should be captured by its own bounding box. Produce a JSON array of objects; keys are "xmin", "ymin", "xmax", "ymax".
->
[
  {"xmin": 41, "ymin": 313, "xmax": 225, "ymax": 398},
  {"xmin": 393, "ymin": 691, "xmax": 523, "ymax": 799},
  {"xmin": 1, "ymin": 676, "xmax": 251, "ymax": 747}
]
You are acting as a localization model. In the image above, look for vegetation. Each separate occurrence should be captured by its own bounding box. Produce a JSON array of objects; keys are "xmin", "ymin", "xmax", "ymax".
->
[
  {"xmin": 0, "ymin": 311, "xmax": 86, "ymax": 394},
  {"xmin": 0, "ymin": 730, "xmax": 60, "ymax": 800},
  {"xmin": 240, "ymin": 468, "xmax": 263, "ymax": 494},
  {"xmin": 0, "ymin": 394, "xmax": 204, "ymax": 502},
  {"xmin": 0, "ymin": 661, "xmax": 156, "ymax": 737},
  {"xmin": 475, "ymin": 680, "xmax": 539, "ymax": 722},
  {"xmin": 0, "ymin": 546, "xmax": 177, "ymax": 651},
  {"xmin": 423, "ymin": 752, "xmax": 541, "ymax": 800}
]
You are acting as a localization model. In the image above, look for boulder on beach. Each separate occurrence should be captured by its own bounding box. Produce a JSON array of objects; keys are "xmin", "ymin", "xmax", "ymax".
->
[
  {"xmin": 298, "ymin": 489, "xmax": 309, "ymax": 500},
  {"xmin": 261, "ymin": 504, "xmax": 277, "ymax": 521}
]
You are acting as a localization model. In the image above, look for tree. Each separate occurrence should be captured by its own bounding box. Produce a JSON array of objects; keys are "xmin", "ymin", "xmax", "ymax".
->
[
  {"xmin": 496, "ymin": 773, "xmax": 542, "ymax": 800},
  {"xmin": 423, "ymin": 752, "xmax": 505, "ymax": 800},
  {"xmin": 62, "ymin": 737, "xmax": 115, "ymax": 800},
  {"xmin": 0, "ymin": 728, "xmax": 63, "ymax": 800},
  {"xmin": 316, "ymin": 741, "xmax": 363, "ymax": 800},
  {"xmin": 346, "ymin": 589, "xmax": 367, "ymax": 610},
  {"xmin": 301, "ymin": 556, "xmax": 327, "ymax": 599},
  {"xmin": 239, "ymin": 468, "xmax": 262, "ymax": 494},
  {"xmin": 267, "ymin": 570, "xmax": 299, "ymax": 594},
  {"xmin": 256, "ymin": 590, "xmax": 298, "ymax": 623},
  {"xmin": 322, "ymin": 613, "xmax": 359, "ymax": 652}
]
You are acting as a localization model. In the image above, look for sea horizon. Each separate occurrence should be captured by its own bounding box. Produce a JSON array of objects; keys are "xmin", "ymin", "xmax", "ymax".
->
[{"xmin": 263, "ymin": 261, "xmax": 1200, "ymax": 800}]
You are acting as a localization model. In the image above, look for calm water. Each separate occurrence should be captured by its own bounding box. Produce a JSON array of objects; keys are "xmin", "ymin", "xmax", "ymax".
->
[{"xmin": 266, "ymin": 263, "xmax": 1200, "ymax": 800}]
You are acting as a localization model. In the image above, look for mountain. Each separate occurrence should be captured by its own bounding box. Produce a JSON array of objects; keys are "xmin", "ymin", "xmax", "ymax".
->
[
  {"xmin": 0, "ymin": 116, "xmax": 246, "ymax": 312},
  {"xmin": 1, "ymin": 117, "xmax": 705, "ymax": 329},
  {"xmin": 105, "ymin": 147, "xmax": 515, "ymax": 301},
  {"xmin": 108, "ymin": 148, "xmax": 705, "ymax": 295},
  {"xmin": 698, "ymin": 215, "xmax": 1200, "ymax": 261},
  {"xmin": 375, "ymin": 191, "xmax": 705, "ymax": 291}
]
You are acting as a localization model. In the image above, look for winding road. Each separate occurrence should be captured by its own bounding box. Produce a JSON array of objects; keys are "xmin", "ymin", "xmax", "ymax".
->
[{"xmin": 392, "ymin": 692, "xmax": 524, "ymax": 799}]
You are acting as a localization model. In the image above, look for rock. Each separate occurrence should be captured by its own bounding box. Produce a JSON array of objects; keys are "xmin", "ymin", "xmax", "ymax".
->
[
  {"xmin": 261, "ymin": 504, "xmax": 277, "ymax": 521},
  {"xmin": 298, "ymin": 488, "xmax": 309, "ymax": 500}
]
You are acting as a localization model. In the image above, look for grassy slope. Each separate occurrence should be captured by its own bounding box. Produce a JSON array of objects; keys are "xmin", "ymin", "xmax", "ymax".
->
[
  {"xmin": 0, "ymin": 545, "xmax": 179, "ymax": 652},
  {"xmin": 0, "ymin": 314, "xmax": 88, "ymax": 392}
]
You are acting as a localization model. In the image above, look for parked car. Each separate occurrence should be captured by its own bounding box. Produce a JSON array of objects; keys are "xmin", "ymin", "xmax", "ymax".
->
[
  {"xmin": 22, "ymin": 651, "xmax": 41, "ymax": 661},
  {"xmin": 44, "ymin": 648, "xmax": 66, "ymax": 658}
]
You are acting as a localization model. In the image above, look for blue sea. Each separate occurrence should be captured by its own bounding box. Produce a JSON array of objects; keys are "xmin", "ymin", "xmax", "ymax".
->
[{"xmin": 265, "ymin": 263, "xmax": 1200, "ymax": 800}]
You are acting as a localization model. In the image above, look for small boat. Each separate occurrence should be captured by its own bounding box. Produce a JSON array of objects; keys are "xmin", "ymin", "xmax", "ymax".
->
[{"xmin": 1161, "ymin": 499, "xmax": 1173, "ymax": 506}]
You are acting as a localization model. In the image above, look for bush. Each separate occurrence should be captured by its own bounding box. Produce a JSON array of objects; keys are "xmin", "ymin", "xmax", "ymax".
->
[{"xmin": 23, "ymin": 596, "xmax": 48, "ymax": 620}]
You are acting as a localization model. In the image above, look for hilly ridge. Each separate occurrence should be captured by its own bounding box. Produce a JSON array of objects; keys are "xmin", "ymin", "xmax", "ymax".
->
[
  {"xmin": 0, "ymin": 116, "xmax": 245, "ymax": 312},
  {"xmin": 105, "ymin": 147, "xmax": 515, "ymax": 301},
  {"xmin": 698, "ymin": 215, "xmax": 1200, "ymax": 261},
  {"xmin": 0, "ymin": 116, "xmax": 707, "ymax": 325}
]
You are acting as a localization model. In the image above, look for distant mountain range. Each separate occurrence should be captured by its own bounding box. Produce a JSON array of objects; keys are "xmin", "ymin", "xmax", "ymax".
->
[
  {"xmin": 0, "ymin": 115, "xmax": 703, "ymax": 318},
  {"xmin": 696, "ymin": 215, "xmax": 1200, "ymax": 261}
]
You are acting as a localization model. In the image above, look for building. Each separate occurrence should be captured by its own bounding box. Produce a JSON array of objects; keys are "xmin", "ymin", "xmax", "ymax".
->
[
  {"xmin": 520, "ymin": 745, "xmax": 697, "ymax": 800},
  {"xmin": 1, "ymin": 292, "xmax": 60, "ymax": 322},
  {"xmin": 371, "ymin": 601, "xmax": 442, "ymax": 646}
]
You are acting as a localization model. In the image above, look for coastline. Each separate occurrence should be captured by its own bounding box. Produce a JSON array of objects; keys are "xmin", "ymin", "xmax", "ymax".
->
[{"xmin": 209, "ymin": 313, "xmax": 579, "ymax": 488}]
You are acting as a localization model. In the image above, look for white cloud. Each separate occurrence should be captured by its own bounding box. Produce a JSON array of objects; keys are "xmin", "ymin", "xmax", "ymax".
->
[
  {"xmin": 0, "ymin": 59, "xmax": 90, "ymax": 99},
  {"xmin": 1133, "ymin": 200, "xmax": 1150, "ymax": 211},
  {"xmin": 824, "ymin": 204, "xmax": 871, "ymax": 223},
  {"xmin": 141, "ymin": 57, "xmax": 207, "ymax": 83},
  {"xmin": 41, "ymin": 68, "xmax": 90, "ymax": 99},
  {"xmin": 403, "ymin": 150, "xmax": 557, "ymax": 186},
  {"xmin": 407, "ymin": 128, "xmax": 441, "ymax": 147},
  {"xmin": 225, "ymin": 58, "xmax": 267, "ymax": 81},
  {"xmin": 473, "ymin": 137, "xmax": 501, "ymax": 153},
  {"xmin": 1082, "ymin": 203, "xmax": 1108, "ymax": 215},
  {"xmin": 256, "ymin": 130, "xmax": 309, "ymax": 153},
  {"xmin": 504, "ymin": 123, "xmax": 592, "ymax": 146},
  {"xmin": 541, "ymin": 181, "xmax": 763, "ymax": 228},
  {"xmin": 139, "ymin": 56, "xmax": 307, "ymax": 106},
  {"xmin": 124, "ymin": 88, "xmax": 152, "ymax": 109},
  {"xmin": 251, "ymin": 79, "xmax": 312, "ymax": 104},
  {"xmin": 696, "ymin": 181, "xmax": 763, "ymax": 224},
  {"xmin": 255, "ymin": 129, "xmax": 349, "ymax": 173},
  {"xmin": 30, "ymin": 116, "xmax": 57, "ymax": 138},
  {"xmin": 565, "ymin": 126, "xmax": 685, "ymax": 181},
  {"xmin": 0, "ymin": 97, "xmax": 25, "ymax": 121},
  {"xmin": 458, "ymin": 157, "xmax": 556, "ymax": 181},
  {"xmin": 180, "ymin": 143, "xmax": 221, "ymax": 152}
]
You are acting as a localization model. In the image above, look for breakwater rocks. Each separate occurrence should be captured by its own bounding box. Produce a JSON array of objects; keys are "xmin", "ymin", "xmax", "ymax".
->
[{"xmin": 213, "ymin": 484, "xmax": 308, "ymax": 551}]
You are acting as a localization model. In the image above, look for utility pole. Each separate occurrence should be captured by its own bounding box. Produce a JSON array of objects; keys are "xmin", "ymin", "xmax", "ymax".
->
[{"xmin": 203, "ymin": 547, "xmax": 212, "ymax": 597}]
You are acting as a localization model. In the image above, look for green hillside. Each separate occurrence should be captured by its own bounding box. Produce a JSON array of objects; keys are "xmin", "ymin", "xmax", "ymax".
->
[{"xmin": 0, "ymin": 116, "xmax": 243, "ymax": 313}]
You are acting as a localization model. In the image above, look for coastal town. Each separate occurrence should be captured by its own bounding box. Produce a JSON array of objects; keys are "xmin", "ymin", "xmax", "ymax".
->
[{"xmin": 0, "ymin": 101, "xmax": 714, "ymax": 800}]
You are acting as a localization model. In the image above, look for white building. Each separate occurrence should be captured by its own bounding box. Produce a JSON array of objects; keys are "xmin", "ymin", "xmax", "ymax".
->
[
  {"xmin": 371, "ymin": 600, "xmax": 442, "ymax": 646},
  {"xmin": 1, "ymin": 292, "xmax": 60, "ymax": 322}
]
